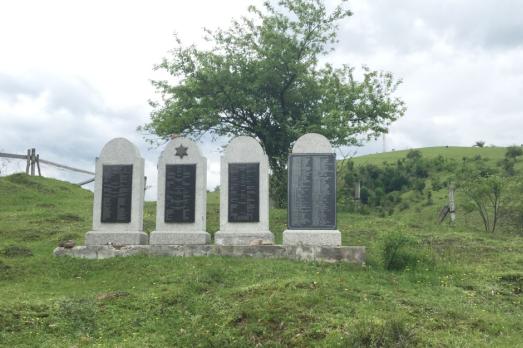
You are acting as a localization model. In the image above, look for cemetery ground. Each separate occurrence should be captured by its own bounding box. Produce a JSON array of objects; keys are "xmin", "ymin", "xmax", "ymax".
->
[{"xmin": 1, "ymin": 148, "xmax": 523, "ymax": 347}]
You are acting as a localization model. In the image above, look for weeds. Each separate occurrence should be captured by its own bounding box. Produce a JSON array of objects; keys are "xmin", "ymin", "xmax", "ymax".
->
[
  {"xmin": 1, "ymin": 245, "xmax": 33, "ymax": 257},
  {"xmin": 381, "ymin": 232, "xmax": 434, "ymax": 271},
  {"xmin": 347, "ymin": 318, "xmax": 419, "ymax": 347}
]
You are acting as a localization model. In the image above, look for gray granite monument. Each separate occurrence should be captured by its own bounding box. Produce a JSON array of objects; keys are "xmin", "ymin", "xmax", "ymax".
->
[
  {"xmin": 85, "ymin": 137, "xmax": 148, "ymax": 245},
  {"xmin": 149, "ymin": 137, "xmax": 210, "ymax": 244},
  {"xmin": 214, "ymin": 136, "xmax": 274, "ymax": 245},
  {"xmin": 283, "ymin": 133, "xmax": 341, "ymax": 246}
]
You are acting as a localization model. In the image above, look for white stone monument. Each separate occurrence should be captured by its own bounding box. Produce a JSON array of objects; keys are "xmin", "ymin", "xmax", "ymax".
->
[
  {"xmin": 214, "ymin": 136, "xmax": 273, "ymax": 245},
  {"xmin": 85, "ymin": 138, "xmax": 148, "ymax": 245},
  {"xmin": 150, "ymin": 137, "xmax": 210, "ymax": 244},
  {"xmin": 283, "ymin": 133, "xmax": 341, "ymax": 246}
]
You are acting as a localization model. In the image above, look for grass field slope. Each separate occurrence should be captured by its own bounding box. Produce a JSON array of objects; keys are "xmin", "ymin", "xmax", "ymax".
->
[
  {"xmin": 1, "ymin": 146, "xmax": 523, "ymax": 346},
  {"xmin": 351, "ymin": 146, "xmax": 506, "ymax": 166}
]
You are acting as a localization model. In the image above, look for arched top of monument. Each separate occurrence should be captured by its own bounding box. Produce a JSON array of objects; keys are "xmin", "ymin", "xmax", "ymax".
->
[
  {"xmin": 160, "ymin": 136, "xmax": 204, "ymax": 163},
  {"xmin": 224, "ymin": 136, "xmax": 266, "ymax": 161},
  {"xmin": 99, "ymin": 137, "xmax": 142, "ymax": 162},
  {"xmin": 292, "ymin": 133, "xmax": 333, "ymax": 153}
]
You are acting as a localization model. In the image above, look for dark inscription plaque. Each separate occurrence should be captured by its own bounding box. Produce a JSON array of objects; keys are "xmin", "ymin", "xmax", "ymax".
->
[
  {"xmin": 165, "ymin": 164, "xmax": 196, "ymax": 223},
  {"xmin": 101, "ymin": 165, "xmax": 133, "ymax": 223},
  {"xmin": 228, "ymin": 163, "xmax": 260, "ymax": 222},
  {"xmin": 288, "ymin": 154, "xmax": 336, "ymax": 229}
]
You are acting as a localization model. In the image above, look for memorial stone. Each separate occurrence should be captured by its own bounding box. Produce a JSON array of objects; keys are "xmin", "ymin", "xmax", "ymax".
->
[
  {"xmin": 150, "ymin": 137, "xmax": 210, "ymax": 244},
  {"xmin": 85, "ymin": 138, "xmax": 148, "ymax": 245},
  {"xmin": 215, "ymin": 136, "xmax": 273, "ymax": 245},
  {"xmin": 283, "ymin": 133, "xmax": 341, "ymax": 246}
]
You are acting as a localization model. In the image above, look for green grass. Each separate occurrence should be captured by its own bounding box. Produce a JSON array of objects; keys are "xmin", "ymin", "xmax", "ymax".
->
[
  {"xmin": 1, "ymin": 152, "xmax": 523, "ymax": 347},
  {"xmin": 350, "ymin": 146, "xmax": 506, "ymax": 166}
]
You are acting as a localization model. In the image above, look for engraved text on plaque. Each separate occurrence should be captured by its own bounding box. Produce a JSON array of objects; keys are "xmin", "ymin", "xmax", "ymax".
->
[
  {"xmin": 165, "ymin": 164, "xmax": 196, "ymax": 223},
  {"xmin": 101, "ymin": 165, "xmax": 133, "ymax": 223},
  {"xmin": 228, "ymin": 163, "xmax": 260, "ymax": 222},
  {"xmin": 288, "ymin": 154, "xmax": 336, "ymax": 229}
]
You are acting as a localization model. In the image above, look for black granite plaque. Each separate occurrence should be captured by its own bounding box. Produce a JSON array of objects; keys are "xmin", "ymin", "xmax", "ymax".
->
[
  {"xmin": 164, "ymin": 164, "xmax": 196, "ymax": 223},
  {"xmin": 228, "ymin": 163, "xmax": 260, "ymax": 222},
  {"xmin": 288, "ymin": 154, "xmax": 336, "ymax": 229},
  {"xmin": 101, "ymin": 165, "xmax": 133, "ymax": 223}
]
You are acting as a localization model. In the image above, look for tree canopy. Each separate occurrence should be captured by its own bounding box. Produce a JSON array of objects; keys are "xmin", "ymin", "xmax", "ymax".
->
[{"xmin": 142, "ymin": 0, "xmax": 406, "ymax": 205}]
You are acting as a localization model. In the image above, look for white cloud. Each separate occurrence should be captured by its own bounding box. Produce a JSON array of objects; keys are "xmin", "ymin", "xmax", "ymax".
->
[{"xmin": 1, "ymin": 0, "xmax": 522, "ymax": 200}]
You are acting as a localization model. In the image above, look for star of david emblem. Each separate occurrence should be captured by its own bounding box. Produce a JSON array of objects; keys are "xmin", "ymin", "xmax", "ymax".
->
[{"xmin": 175, "ymin": 144, "xmax": 188, "ymax": 159}]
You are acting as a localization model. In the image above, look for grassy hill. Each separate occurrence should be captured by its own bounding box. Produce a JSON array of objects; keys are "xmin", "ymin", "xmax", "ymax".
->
[
  {"xmin": 1, "ymin": 147, "xmax": 523, "ymax": 346},
  {"xmin": 350, "ymin": 146, "xmax": 506, "ymax": 166}
]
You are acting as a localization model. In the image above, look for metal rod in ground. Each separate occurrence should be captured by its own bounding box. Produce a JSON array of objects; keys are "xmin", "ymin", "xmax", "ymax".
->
[
  {"xmin": 36, "ymin": 154, "xmax": 41, "ymax": 176},
  {"xmin": 26, "ymin": 149, "xmax": 30, "ymax": 175}
]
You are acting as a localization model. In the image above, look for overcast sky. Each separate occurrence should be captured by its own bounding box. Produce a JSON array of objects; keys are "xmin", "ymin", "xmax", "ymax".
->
[{"xmin": 1, "ymin": 0, "xmax": 522, "ymax": 200}]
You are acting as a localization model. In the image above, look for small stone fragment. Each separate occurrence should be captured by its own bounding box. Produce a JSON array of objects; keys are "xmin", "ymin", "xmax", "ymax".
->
[
  {"xmin": 63, "ymin": 240, "xmax": 75, "ymax": 249},
  {"xmin": 96, "ymin": 290, "xmax": 130, "ymax": 301},
  {"xmin": 249, "ymin": 239, "xmax": 263, "ymax": 246}
]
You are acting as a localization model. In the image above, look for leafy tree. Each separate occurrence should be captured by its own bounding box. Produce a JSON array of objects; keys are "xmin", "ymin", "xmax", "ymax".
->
[
  {"xmin": 474, "ymin": 141, "xmax": 485, "ymax": 148},
  {"xmin": 457, "ymin": 160, "xmax": 503, "ymax": 233},
  {"xmin": 460, "ymin": 175, "xmax": 504, "ymax": 233},
  {"xmin": 142, "ymin": 0, "xmax": 406, "ymax": 206},
  {"xmin": 498, "ymin": 146, "xmax": 522, "ymax": 176}
]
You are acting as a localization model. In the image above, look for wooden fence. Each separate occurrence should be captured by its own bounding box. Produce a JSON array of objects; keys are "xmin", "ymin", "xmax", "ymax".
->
[{"xmin": 0, "ymin": 148, "xmax": 95, "ymax": 185}]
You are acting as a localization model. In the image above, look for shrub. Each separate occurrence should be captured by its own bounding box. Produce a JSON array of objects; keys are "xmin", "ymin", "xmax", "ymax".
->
[
  {"xmin": 398, "ymin": 202, "xmax": 410, "ymax": 211},
  {"xmin": 382, "ymin": 233, "xmax": 418, "ymax": 271},
  {"xmin": 425, "ymin": 190, "xmax": 433, "ymax": 206},
  {"xmin": 406, "ymin": 150, "xmax": 422, "ymax": 161},
  {"xmin": 506, "ymin": 146, "xmax": 523, "ymax": 159},
  {"xmin": 413, "ymin": 179, "xmax": 425, "ymax": 193},
  {"xmin": 431, "ymin": 177, "xmax": 444, "ymax": 191}
]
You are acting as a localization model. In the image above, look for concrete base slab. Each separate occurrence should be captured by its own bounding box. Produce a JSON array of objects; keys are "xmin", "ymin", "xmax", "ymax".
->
[
  {"xmin": 214, "ymin": 231, "xmax": 274, "ymax": 246},
  {"xmin": 53, "ymin": 244, "xmax": 365, "ymax": 264},
  {"xmin": 283, "ymin": 230, "xmax": 341, "ymax": 246},
  {"xmin": 149, "ymin": 231, "xmax": 211, "ymax": 245},
  {"xmin": 85, "ymin": 231, "xmax": 149, "ymax": 246}
]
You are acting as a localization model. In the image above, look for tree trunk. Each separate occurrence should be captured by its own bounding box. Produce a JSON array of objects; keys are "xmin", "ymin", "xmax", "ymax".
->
[{"xmin": 268, "ymin": 155, "xmax": 288, "ymax": 209}]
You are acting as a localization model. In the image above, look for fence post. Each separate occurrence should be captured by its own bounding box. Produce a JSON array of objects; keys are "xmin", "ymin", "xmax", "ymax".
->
[
  {"xmin": 36, "ymin": 154, "xmax": 41, "ymax": 176},
  {"xmin": 448, "ymin": 183, "xmax": 456, "ymax": 224},
  {"xmin": 30, "ymin": 148, "xmax": 36, "ymax": 176},
  {"xmin": 354, "ymin": 181, "xmax": 361, "ymax": 201},
  {"xmin": 26, "ymin": 149, "xmax": 31, "ymax": 175}
]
